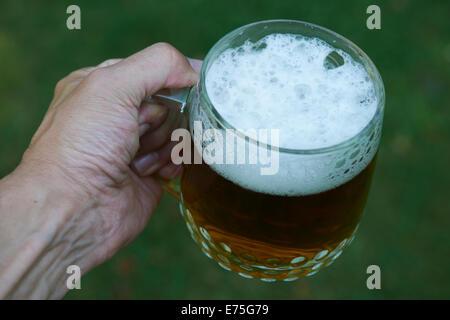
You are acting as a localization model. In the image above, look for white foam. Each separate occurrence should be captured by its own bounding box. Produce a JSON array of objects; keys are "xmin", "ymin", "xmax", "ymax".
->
[
  {"xmin": 196, "ymin": 33, "xmax": 381, "ymax": 196},
  {"xmin": 206, "ymin": 33, "xmax": 377, "ymax": 149}
]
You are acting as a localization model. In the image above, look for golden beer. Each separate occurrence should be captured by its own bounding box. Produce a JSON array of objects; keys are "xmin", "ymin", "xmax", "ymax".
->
[{"xmin": 180, "ymin": 151, "xmax": 377, "ymax": 280}]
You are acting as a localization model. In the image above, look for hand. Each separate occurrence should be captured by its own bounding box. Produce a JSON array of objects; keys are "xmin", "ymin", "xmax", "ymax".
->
[{"xmin": 0, "ymin": 43, "xmax": 201, "ymax": 299}]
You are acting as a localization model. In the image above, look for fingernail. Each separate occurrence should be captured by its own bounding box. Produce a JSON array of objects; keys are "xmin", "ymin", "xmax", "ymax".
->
[
  {"xmin": 139, "ymin": 124, "xmax": 150, "ymax": 136},
  {"xmin": 133, "ymin": 152, "xmax": 159, "ymax": 176}
]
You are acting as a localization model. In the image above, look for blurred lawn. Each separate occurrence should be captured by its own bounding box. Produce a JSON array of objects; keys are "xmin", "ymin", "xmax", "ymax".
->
[{"xmin": 1, "ymin": 0, "xmax": 449, "ymax": 299}]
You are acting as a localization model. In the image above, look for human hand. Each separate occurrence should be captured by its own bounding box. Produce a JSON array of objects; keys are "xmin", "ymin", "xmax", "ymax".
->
[{"xmin": 0, "ymin": 43, "xmax": 201, "ymax": 299}]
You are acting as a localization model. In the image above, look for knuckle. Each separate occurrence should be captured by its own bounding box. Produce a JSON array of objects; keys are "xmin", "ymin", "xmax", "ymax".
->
[
  {"xmin": 85, "ymin": 67, "xmax": 109, "ymax": 85},
  {"xmin": 151, "ymin": 42, "xmax": 177, "ymax": 58},
  {"xmin": 55, "ymin": 78, "xmax": 67, "ymax": 93},
  {"xmin": 55, "ymin": 67, "xmax": 92, "ymax": 93},
  {"xmin": 98, "ymin": 58, "xmax": 119, "ymax": 68},
  {"xmin": 69, "ymin": 67, "xmax": 93, "ymax": 78}
]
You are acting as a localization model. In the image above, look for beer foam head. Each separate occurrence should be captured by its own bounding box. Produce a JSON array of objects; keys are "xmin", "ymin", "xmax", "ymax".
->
[
  {"xmin": 197, "ymin": 33, "xmax": 381, "ymax": 196},
  {"xmin": 205, "ymin": 33, "xmax": 377, "ymax": 150}
]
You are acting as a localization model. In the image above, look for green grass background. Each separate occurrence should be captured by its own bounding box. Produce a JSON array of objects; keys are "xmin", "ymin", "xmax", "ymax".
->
[{"xmin": 0, "ymin": 0, "xmax": 449, "ymax": 299}]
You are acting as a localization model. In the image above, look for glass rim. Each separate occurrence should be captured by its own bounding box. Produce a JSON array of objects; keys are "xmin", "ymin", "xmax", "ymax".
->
[{"xmin": 200, "ymin": 19, "xmax": 385, "ymax": 155}]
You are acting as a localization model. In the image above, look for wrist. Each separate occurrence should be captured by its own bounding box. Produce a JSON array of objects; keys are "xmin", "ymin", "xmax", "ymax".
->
[{"xmin": 0, "ymin": 164, "xmax": 99, "ymax": 299}]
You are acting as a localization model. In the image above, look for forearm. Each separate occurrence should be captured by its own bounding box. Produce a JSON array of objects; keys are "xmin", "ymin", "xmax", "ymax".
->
[{"xmin": 0, "ymin": 165, "xmax": 99, "ymax": 299}]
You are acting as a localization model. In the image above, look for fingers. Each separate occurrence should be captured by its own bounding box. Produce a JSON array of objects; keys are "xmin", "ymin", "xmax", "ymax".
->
[
  {"xmin": 133, "ymin": 57, "xmax": 201, "ymax": 180},
  {"xmin": 133, "ymin": 99, "xmax": 185, "ymax": 177},
  {"xmin": 99, "ymin": 42, "xmax": 199, "ymax": 107},
  {"xmin": 132, "ymin": 141, "xmax": 178, "ymax": 176},
  {"xmin": 137, "ymin": 104, "xmax": 183, "ymax": 155},
  {"xmin": 137, "ymin": 102, "xmax": 169, "ymax": 136},
  {"xmin": 131, "ymin": 56, "xmax": 201, "ymax": 179}
]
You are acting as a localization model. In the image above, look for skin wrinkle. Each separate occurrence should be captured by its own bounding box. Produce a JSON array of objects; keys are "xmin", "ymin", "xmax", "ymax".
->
[
  {"xmin": 1, "ymin": 184, "xmax": 83, "ymax": 298},
  {"xmin": 69, "ymin": 148, "xmax": 128, "ymax": 188},
  {"xmin": 7, "ymin": 245, "xmax": 51, "ymax": 299},
  {"xmin": 11, "ymin": 238, "xmax": 93, "ymax": 299},
  {"xmin": 18, "ymin": 242, "xmax": 69, "ymax": 299},
  {"xmin": 71, "ymin": 104, "xmax": 139, "ymax": 159},
  {"xmin": 57, "ymin": 122, "xmax": 134, "ymax": 187},
  {"xmin": 7, "ymin": 196, "xmax": 100, "ymax": 299},
  {"xmin": 19, "ymin": 156, "xmax": 90, "ymax": 203},
  {"xmin": 100, "ymin": 63, "xmax": 146, "ymax": 108},
  {"xmin": 0, "ymin": 234, "xmax": 51, "ymax": 298}
]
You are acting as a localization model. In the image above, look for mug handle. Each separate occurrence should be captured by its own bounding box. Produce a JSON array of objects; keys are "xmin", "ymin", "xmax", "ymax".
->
[
  {"xmin": 152, "ymin": 87, "xmax": 191, "ymax": 201},
  {"xmin": 153, "ymin": 87, "xmax": 190, "ymax": 112}
]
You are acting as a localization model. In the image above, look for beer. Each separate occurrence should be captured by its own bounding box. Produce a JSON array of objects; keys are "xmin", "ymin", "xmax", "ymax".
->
[
  {"xmin": 176, "ymin": 27, "xmax": 384, "ymax": 281},
  {"xmin": 181, "ymin": 152, "xmax": 377, "ymax": 280}
]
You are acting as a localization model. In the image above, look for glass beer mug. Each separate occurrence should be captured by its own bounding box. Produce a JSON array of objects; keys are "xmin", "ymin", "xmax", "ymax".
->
[{"xmin": 155, "ymin": 20, "xmax": 385, "ymax": 281}]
